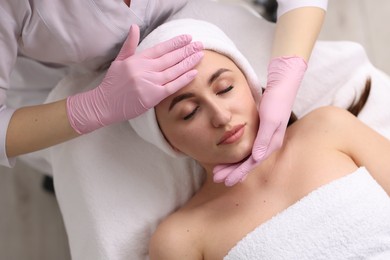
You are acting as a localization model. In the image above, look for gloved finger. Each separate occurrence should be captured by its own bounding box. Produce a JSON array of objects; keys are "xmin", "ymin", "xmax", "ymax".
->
[
  {"xmin": 145, "ymin": 34, "xmax": 194, "ymax": 59},
  {"xmin": 116, "ymin": 24, "xmax": 140, "ymax": 61},
  {"xmin": 162, "ymin": 52, "xmax": 204, "ymax": 93},
  {"xmin": 163, "ymin": 69, "xmax": 198, "ymax": 96},
  {"xmin": 213, "ymin": 163, "xmax": 241, "ymax": 183},
  {"xmin": 251, "ymin": 121, "xmax": 279, "ymax": 162},
  {"xmin": 224, "ymin": 157, "xmax": 256, "ymax": 187},
  {"xmin": 263, "ymin": 125, "xmax": 286, "ymax": 160},
  {"xmin": 155, "ymin": 41, "xmax": 204, "ymax": 71}
]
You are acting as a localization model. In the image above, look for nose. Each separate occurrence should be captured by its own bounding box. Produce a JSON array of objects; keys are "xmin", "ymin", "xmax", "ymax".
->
[{"xmin": 209, "ymin": 100, "xmax": 232, "ymax": 128}]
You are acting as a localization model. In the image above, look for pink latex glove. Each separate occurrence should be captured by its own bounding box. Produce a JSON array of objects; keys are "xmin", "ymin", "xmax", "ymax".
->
[
  {"xmin": 67, "ymin": 24, "xmax": 204, "ymax": 134},
  {"xmin": 213, "ymin": 56, "xmax": 307, "ymax": 186}
]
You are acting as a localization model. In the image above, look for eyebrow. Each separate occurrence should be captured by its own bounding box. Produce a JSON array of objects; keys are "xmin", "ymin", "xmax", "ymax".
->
[
  {"xmin": 168, "ymin": 93, "xmax": 195, "ymax": 111},
  {"xmin": 168, "ymin": 68, "xmax": 231, "ymax": 111}
]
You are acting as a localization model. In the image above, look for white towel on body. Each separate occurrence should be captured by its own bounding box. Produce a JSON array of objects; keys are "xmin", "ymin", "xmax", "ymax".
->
[{"xmin": 225, "ymin": 167, "xmax": 390, "ymax": 259}]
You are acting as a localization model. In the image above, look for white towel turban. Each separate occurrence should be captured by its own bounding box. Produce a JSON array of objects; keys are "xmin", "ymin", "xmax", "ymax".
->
[{"xmin": 129, "ymin": 18, "xmax": 262, "ymax": 157}]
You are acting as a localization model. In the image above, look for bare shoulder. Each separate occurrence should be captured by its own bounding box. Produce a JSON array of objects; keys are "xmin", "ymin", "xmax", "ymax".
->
[
  {"xmin": 294, "ymin": 105, "xmax": 384, "ymax": 141},
  {"xmin": 287, "ymin": 106, "xmax": 355, "ymax": 142},
  {"xmin": 149, "ymin": 209, "xmax": 203, "ymax": 260},
  {"xmin": 295, "ymin": 106, "xmax": 355, "ymax": 129},
  {"xmin": 291, "ymin": 106, "xmax": 390, "ymax": 194},
  {"xmin": 286, "ymin": 106, "xmax": 372, "ymax": 155}
]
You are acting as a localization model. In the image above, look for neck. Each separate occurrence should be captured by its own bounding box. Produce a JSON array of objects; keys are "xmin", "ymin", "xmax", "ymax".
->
[{"xmin": 201, "ymin": 150, "xmax": 281, "ymax": 195}]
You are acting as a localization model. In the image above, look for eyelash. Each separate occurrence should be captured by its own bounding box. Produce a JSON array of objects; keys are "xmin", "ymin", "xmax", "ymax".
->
[
  {"xmin": 182, "ymin": 85, "xmax": 234, "ymax": 120},
  {"xmin": 217, "ymin": 85, "xmax": 234, "ymax": 95},
  {"xmin": 183, "ymin": 106, "xmax": 199, "ymax": 120}
]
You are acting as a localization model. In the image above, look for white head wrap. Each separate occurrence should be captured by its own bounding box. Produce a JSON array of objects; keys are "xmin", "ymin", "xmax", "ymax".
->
[{"xmin": 130, "ymin": 19, "xmax": 262, "ymax": 157}]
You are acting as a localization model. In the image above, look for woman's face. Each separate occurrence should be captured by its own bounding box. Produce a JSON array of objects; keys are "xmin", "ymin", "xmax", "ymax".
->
[{"xmin": 156, "ymin": 50, "xmax": 259, "ymax": 169}]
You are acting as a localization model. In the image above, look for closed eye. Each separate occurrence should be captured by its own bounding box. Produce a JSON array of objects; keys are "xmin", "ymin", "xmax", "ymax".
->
[
  {"xmin": 217, "ymin": 86, "xmax": 233, "ymax": 95},
  {"xmin": 183, "ymin": 106, "xmax": 200, "ymax": 120}
]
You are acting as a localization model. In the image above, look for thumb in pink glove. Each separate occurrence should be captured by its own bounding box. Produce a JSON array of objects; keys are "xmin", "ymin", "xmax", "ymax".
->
[
  {"xmin": 213, "ymin": 56, "xmax": 307, "ymax": 186},
  {"xmin": 213, "ymin": 156, "xmax": 256, "ymax": 186},
  {"xmin": 67, "ymin": 24, "xmax": 204, "ymax": 134}
]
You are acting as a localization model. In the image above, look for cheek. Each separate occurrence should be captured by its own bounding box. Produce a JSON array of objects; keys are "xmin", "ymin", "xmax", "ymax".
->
[
  {"xmin": 248, "ymin": 99, "xmax": 259, "ymax": 133},
  {"xmin": 166, "ymin": 124, "xmax": 207, "ymax": 156},
  {"xmin": 235, "ymin": 90, "xmax": 258, "ymax": 119},
  {"xmin": 235, "ymin": 91, "xmax": 259, "ymax": 140},
  {"xmin": 157, "ymin": 107, "xmax": 208, "ymax": 157},
  {"xmin": 249, "ymin": 107, "xmax": 259, "ymax": 140}
]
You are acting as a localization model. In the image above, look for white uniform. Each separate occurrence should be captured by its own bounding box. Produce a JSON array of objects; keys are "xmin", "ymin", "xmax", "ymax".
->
[
  {"xmin": 0, "ymin": 0, "xmax": 189, "ymax": 167},
  {"xmin": 276, "ymin": 0, "xmax": 328, "ymax": 18},
  {"xmin": 0, "ymin": 0, "xmax": 327, "ymax": 167}
]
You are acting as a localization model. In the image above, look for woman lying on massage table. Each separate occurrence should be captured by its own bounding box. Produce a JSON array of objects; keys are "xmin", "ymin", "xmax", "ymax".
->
[{"xmin": 130, "ymin": 19, "xmax": 390, "ymax": 259}]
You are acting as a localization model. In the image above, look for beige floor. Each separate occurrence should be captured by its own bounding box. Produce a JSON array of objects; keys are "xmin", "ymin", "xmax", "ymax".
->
[{"xmin": 0, "ymin": 1, "xmax": 389, "ymax": 259}]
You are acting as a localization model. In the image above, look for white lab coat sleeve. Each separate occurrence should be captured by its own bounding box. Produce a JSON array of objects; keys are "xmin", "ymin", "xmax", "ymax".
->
[
  {"xmin": 277, "ymin": 0, "xmax": 328, "ymax": 18},
  {"xmin": 0, "ymin": 4, "xmax": 21, "ymax": 167},
  {"xmin": 0, "ymin": 106, "xmax": 16, "ymax": 167}
]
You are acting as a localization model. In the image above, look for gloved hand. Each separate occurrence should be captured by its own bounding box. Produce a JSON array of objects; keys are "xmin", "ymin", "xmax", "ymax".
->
[
  {"xmin": 213, "ymin": 56, "xmax": 307, "ymax": 186},
  {"xmin": 67, "ymin": 24, "xmax": 204, "ymax": 134}
]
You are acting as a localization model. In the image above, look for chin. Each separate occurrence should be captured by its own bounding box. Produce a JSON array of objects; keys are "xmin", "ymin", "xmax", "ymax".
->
[
  {"xmin": 235, "ymin": 152, "xmax": 252, "ymax": 164},
  {"xmin": 203, "ymin": 141, "xmax": 253, "ymax": 165},
  {"xmin": 227, "ymin": 146, "xmax": 252, "ymax": 164}
]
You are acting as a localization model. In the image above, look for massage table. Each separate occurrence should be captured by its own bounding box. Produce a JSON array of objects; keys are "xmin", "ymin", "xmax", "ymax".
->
[{"xmin": 13, "ymin": 0, "xmax": 390, "ymax": 259}]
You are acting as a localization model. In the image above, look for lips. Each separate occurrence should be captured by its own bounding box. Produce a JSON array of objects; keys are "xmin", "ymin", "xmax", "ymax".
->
[{"xmin": 217, "ymin": 124, "xmax": 246, "ymax": 145}]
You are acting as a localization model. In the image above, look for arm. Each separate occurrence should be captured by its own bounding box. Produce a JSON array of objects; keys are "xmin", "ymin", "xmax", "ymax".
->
[
  {"xmin": 213, "ymin": 2, "xmax": 327, "ymax": 186},
  {"xmin": 4, "ymin": 25, "xmax": 203, "ymax": 161},
  {"xmin": 255, "ymin": 3, "xmax": 327, "ymax": 161},
  {"xmin": 306, "ymin": 106, "xmax": 390, "ymax": 195},
  {"xmin": 149, "ymin": 218, "xmax": 201, "ymax": 260},
  {"xmin": 334, "ymin": 108, "xmax": 390, "ymax": 194},
  {"xmin": 5, "ymin": 100, "xmax": 79, "ymax": 158},
  {"xmin": 0, "ymin": 8, "xmax": 77, "ymax": 161},
  {"xmin": 271, "ymin": 6, "xmax": 326, "ymax": 61}
]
